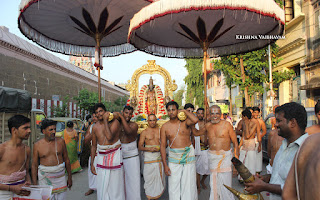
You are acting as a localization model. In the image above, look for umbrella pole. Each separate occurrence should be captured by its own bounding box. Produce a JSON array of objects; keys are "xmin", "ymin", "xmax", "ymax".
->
[
  {"xmin": 95, "ymin": 38, "xmax": 102, "ymax": 103},
  {"xmin": 203, "ymin": 50, "xmax": 208, "ymax": 121}
]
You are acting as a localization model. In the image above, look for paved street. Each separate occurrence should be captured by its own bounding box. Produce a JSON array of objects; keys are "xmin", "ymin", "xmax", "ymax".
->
[{"xmin": 67, "ymin": 162, "xmax": 269, "ymax": 200}]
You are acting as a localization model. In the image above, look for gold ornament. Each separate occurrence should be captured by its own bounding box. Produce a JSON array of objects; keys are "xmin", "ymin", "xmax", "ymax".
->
[
  {"xmin": 108, "ymin": 113, "xmax": 114, "ymax": 121},
  {"xmin": 178, "ymin": 112, "xmax": 187, "ymax": 121},
  {"xmin": 224, "ymin": 185, "xmax": 261, "ymax": 200}
]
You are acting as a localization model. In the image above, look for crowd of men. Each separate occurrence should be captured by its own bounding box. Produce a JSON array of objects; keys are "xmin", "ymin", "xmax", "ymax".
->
[{"xmin": 0, "ymin": 100, "xmax": 319, "ymax": 200}]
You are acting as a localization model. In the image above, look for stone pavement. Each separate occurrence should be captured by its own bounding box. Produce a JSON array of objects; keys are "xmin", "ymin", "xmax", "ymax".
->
[{"xmin": 67, "ymin": 161, "xmax": 269, "ymax": 200}]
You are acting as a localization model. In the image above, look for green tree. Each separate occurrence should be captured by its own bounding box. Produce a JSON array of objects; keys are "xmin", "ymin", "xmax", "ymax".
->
[
  {"xmin": 73, "ymin": 88, "xmax": 128, "ymax": 116},
  {"xmin": 184, "ymin": 59, "xmax": 204, "ymax": 107},
  {"xmin": 173, "ymin": 86, "xmax": 185, "ymax": 108},
  {"xmin": 214, "ymin": 44, "xmax": 294, "ymax": 106},
  {"xmin": 52, "ymin": 96, "xmax": 70, "ymax": 117}
]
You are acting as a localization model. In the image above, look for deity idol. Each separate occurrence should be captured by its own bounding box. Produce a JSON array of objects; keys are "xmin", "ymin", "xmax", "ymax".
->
[{"xmin": 146, "ymin": 77, "xmax": 157, "ymax": 115}]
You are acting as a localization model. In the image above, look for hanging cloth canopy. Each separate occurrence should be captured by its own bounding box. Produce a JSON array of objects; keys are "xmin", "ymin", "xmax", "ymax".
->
[
  {"xmin": 18, "ymin": 0, "xmax": 151, "ymax": 57},
  {"xmin": 128, "ymin": 0, "xmax": 285, "ymax": 58}
]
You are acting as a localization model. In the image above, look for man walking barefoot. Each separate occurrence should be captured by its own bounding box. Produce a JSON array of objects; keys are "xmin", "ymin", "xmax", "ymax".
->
[
  {"xmin": 139, "ymin": 114, "xmax": 165, "ymax": 200},
  {"xmin": 32, "ymin": 119, "xmax": 72, "ymax": 200},
  {"xmin": 160, "ymin": 101, "xmax": 198, "ymax": 200}
]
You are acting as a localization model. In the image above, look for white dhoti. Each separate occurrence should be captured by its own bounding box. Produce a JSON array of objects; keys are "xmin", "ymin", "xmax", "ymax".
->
[
  {"xmin": 239, "ymin": 139, "xmax": 256, "ymax": 176},
  {"xmin": 168, "ymin": 145, "xmax": 197, "ymax": 200},
  {"xmin": 208, "ymin": 149, "xmax": 234, "ymax": 200},
  {"xmin": 0, "ymin": 170, "xmax": 26, "ymax": 200},
  {"xmin": 266, "ymin": 163, "xmax": 272, "ymax": 174},
  {"xmin": 143, "ymin": 146, "xmax": 165, "ymax": 199},
  {"xmin": 0, "ymin": 190, "xmax": 13, "ymax": 200},
  {"xmin": 88, "ymin": 155, "xmax": 97, "ymax": 190},
  {"xmin": 96, "ymin": 140, "xmax": 125, "ymax": 200},
  {"xmin": 255, "ymin": 137, "xmax": 262, "ymax": 172},
  {"xmin": 194, "ymin": 136, "xmax": 210, "ymax": 175},
  {"xmin": 38, "ymin": 163, "xmax": 67, "ymax": 200},
  {"xmin": 122, "ymin": 140, "xmax": 141, "ymax": 200}
]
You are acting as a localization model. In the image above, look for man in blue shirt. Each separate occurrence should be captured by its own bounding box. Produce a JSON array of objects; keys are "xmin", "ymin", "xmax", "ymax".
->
[{"xmin": 244, "ymin": 102, "xmax": 308, "ymax": 200}]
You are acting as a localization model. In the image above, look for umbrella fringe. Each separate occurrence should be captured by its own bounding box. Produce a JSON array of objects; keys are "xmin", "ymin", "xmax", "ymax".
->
[{"xmin": 18, "ymin": 18, "xmax": 136, "ymax": 57}]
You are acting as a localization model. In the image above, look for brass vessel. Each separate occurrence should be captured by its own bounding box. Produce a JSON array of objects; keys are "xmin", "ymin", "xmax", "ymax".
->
[
  {"xmin": 230, "ymin": 157, "xmax": 264, "ymax": 200},
  {"xmin": 177, "ymin": 111, "xmax": 187, "ymax": 121},
  {"xmin": 108, "ymin": 113, "xmax": 114, "ymax": 121},
  {"xmin": 224, "ymin": 185, "xmax": 261, "ymax": 200}
]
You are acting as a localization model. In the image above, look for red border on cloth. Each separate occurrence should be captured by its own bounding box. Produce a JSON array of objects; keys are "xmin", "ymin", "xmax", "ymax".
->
[
  {"xmin": 128, "ymin": 5, "xmax": 285, "ymax": 42},
  {"xmin": 98, "ymin": 147, "xmax": 121, "ymax": 155},
  {"xmin": 96, "ymin": 163, "xmax": 123, "ymax": 169}
]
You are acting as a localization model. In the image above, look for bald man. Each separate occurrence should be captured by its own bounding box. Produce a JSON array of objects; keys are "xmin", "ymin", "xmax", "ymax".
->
[{"xmin": 194, "ymin": 105, "xmax": 238, "ymax": 200}]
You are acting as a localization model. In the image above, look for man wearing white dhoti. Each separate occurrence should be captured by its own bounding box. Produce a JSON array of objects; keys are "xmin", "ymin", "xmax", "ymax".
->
[
  {"xmin": 95, "ymin": 141, "xmax": 124, "ymax": 200},
  {"xmin": 83, "ymin": 113, "xmax": 98, "ymax": 196},
  {"xmin": 139, "ymin": 114, "xmax": 165, "ymax": 199},
  {"xmin": 117, "ymin": 105, "xmax": 141, "ymax": 200},
  {"xmin": 90, "ymin": 103, "xmax": 125, "ymax": 200},
  {"xmin": 0, "ymin": 115, "xmax": 32, "ymax": 199},
  {"xmin": 252, "ymin": 107, "xmax": 266, "ymax": 174},
  {"xmin": 193, "ymin": 105, "xmax": 239, "ymax": 200},
  {"xmin": 193, "ymin": 108, "xmax": 210, "ymax": 192},
  {"xmin": 238, "ymin": 109, "xmax": 260, "ymax": 177},
  {"xmin": 160, "ymin": 101, "xmax": 199, "ymax": 200},
  {"xmin": 32, "ymin": 119, "xmax": 72, "ymax": 200}
]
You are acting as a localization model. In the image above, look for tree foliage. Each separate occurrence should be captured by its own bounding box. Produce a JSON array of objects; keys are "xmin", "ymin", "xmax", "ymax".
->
[
  {"xmin": 51, "ymin": 96, "xmax": 70, "ymax": 117},
  {"xmin": 73, "ymin": 88, "xmax": 128, "ymax": 117},
  {"xmin": 213, "ymin": 44, "xmax": 294, "ymax": 105},
  {"xmin": 173, "ymin": 86, "xmax": 185, "ymax": 108},
  {"xmin": 184, "ymin": 59, "xmax": 204, "ymax": 107}
]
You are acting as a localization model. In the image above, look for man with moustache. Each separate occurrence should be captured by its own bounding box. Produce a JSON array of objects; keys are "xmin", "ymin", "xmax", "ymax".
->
[
  {"xmin": 0, "ymin": 115, "xmax": 32, "ymax": 199},
  {"xmin": 138, "ymin": 114, "xmax": 165, "ymax": 200},
  {"xmin": 193, "ymin": 108, "xmax": 210, "ymax": 193},
  {"xmin": 118, "ymin": 105, "xmax": 141, "ymax": 200},
  {"xmin": 282, "ymin": 132, "xmax": 320, "ymax": 200},
  {"xmin": 245, "ymin": 102, "xmax": 308, "ymax": 200},
  {"xmin": 32, "ymin": 119, "xmax": 72, "ymax": 200},
  {"xmin": 90, "ymin": 103, "xmax": 124, "ymax": 200},
  {"xmin": 160, "ymin": 101, "xmax": 199, "ymax": 200},
  {"xmin": 194, "ymin": 105, "xmax": 238, "ymax": 200}
]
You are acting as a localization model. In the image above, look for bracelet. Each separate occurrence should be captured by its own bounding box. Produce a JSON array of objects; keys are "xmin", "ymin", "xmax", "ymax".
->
[{"xmin": 8, "ymin": 185, "xmax": 10, "ymax": 191}]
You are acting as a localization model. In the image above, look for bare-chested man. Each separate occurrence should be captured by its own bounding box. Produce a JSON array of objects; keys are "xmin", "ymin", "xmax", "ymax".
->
[
  {"xmin": 193, "ymin": 108, "xmax": 210, "ymax": 193},
  {"xmin": 118, "ymin": 105, "xmax": 141, "ymax": 200},
  {"xmin": 282, "ymin": 132, "xmax": 320, "ymax": 200},
  {"xmin": 0, "ymin": 115, "xmax": 31, "ymax": 199},
  {"xmin": 32, "ymin": 119, "xmax": 72, "ymax": 200},
  {"xmin": 138, "ymin": 114, "xmax": 164, "ymax": 200},
  {"xmin": 238, "ymin": 108, "xmax": 260, "ymax": 176},
  {"xmin": 245, "ymin": 102, "xmax": 308, "ymax": 200},
  {"xmin": 84, "ymin": 113, "xmax": 97, "ymax": 196},
  {"xmin": 194, "ymin": 105, "xmax": 238, "ymax": 200},
  {"xmin": 306, "ymin": 100, "xmax": 320, "ymax": 135},
  {"xmin": 252, "ymin": 107, "xmax": 266, "ymax": 173},
  {"xmin": 270, "ymin": 105, "xmax": 280, "ymax": 130},
  {"xmin": 90, "ymin": 103, "xmax": 124, "ymax": 200},
  {"xmin": 266, "ymin": 129, "xmax": 283, "ymax": 174},
  {"xmin": 160, "ymin": 101, "xmax": 198, "ymax": 200}
]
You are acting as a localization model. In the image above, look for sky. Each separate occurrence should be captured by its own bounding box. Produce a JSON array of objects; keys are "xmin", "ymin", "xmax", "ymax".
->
[{"xmin": 0, "ymin": 0, "xmax": 187, "ymax": 92}]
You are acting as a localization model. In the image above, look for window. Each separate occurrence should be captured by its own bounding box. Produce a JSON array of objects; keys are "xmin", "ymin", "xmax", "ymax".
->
[{"xmin": 285, "ymin": 0, "xmax": 294, "ymax": 23}]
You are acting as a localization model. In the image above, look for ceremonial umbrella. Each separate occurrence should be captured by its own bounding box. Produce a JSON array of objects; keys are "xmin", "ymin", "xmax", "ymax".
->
[
  {"xmin": 128, "ymin": 0, "xmax": 284, "ymax": 114},
  {"xmin": 18, "ymin": 0, "xmax": 151, "ymax": 102}
]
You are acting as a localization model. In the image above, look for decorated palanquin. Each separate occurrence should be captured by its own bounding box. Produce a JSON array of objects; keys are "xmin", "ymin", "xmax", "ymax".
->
[
  {"xmin": 128, "ymin": 84, "xmax": 166, "ymax": 117},
  {"xmin": 126, "ymin": 60, "xmax": 177, "ymax": 120}
]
